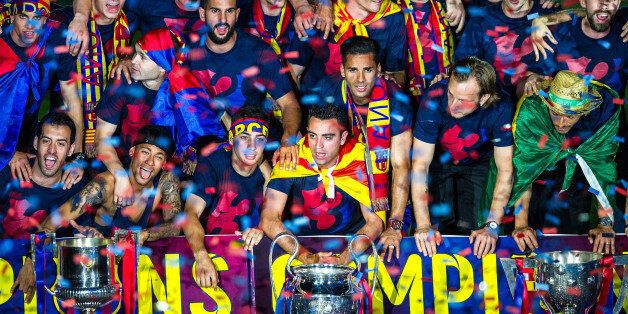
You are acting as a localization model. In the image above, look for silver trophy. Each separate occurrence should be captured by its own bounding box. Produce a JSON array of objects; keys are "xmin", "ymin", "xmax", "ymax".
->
[
  {"xmin": 501, "ymin": 251, "xmax": 628, "ymax": 314},
  {"xmin": 33, "ymin": 231, "xmax": 136, "ymax": 314},
  {"xmin": 269, "ymin": 234, "xmax": 379, "ymax": 314}
]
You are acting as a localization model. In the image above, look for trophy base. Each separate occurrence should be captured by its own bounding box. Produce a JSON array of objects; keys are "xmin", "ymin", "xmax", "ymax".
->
[
  {"xmin": 55, "ymin": 284, "xmax": 118, "ymax": 310},
  {"xmin": 292, "ymin": 294, "xmax": 358, "ymax": 314}
]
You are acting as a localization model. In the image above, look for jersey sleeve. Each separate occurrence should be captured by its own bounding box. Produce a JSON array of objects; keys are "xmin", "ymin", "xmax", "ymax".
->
[
  {"xmin": 381, "ymin": 14, "xmax": 407, "ymax": 73},
  {"xmin": 266, "ymin": 177, "xmax": 295, "ymax": 195},
  {"xmin": 412, "ymin": 83, "xmax": 445, "ymax": 144}
]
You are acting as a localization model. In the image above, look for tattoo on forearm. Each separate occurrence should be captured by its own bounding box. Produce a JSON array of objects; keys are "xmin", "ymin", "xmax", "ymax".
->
[
  {"xmin": 146, "ymin": 223, "xmax": 180, "ymax": 242},
  {"xmin": 70, "ymin": 177, "xmax": 106, "ymax": 215},
  {"xmin": 158, "ymin": 171, "xmax": 182, "ymax": 221}
]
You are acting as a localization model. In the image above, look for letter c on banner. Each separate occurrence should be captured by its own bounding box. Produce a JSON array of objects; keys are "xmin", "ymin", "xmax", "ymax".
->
[
  {"xmin": 432, "ymin": 254, "xmax": 474, "ymax": 314},
  {"xmin": 0, "ymin": 258, "xmax": 14, "ymax": 304}
]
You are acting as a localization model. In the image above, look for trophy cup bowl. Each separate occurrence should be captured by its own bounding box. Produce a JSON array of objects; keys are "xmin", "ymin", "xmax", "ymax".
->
[
  {"xmin": 45, "ymin": 237, "xmax": 118, "ymax": 313},
  {"xmin": 269, "ymin": 234, "xmax": 379, "ymax": 314},
  {"xmin": 535, "ymin": 251, "xmax": 604, "ymax": 314}
]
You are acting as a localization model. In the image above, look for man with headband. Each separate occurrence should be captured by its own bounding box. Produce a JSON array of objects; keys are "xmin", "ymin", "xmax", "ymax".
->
[
  {"xmin": 41, "ymin": 125, "xmax": 183, "ymax": 244},
  {"xmin": 96, "ymin": 28, "xmax": 222, "ymax": 208},
  {"xmin": 183, "ymin": 106, "xmax": 270, "ymax": 289},
  {"xmin": 483, "ymin": 70, "xmax": 623, "ymax": 254},
  {"xmin": 1, "ymin": 0, "xmax": 85, "ymax": 187}
]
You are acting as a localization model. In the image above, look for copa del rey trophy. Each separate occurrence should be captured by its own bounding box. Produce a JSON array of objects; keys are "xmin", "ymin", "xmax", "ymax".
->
[
  {"xmin": 501, "ymin": 251, "xmax": 628, "ymax": 314},
  {"xmin": 269, "ymin": 234, "xmax": 379, "ymax": 314},
  {"xmin": 32, "ymin": 230, "xmax": 138, "ymax": 314}
]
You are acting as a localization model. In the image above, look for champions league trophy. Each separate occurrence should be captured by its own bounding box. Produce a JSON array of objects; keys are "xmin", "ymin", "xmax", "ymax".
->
[
  {"xmin": 501, "ymin": 251, "xmax": 628, "ymax": 314},
  {"xmin": 269, "ymin": 234, "xmax": 379, "ymax": 314},
  {"xmin": 32, "ymin": 231, "xmax": 137, "ymax": 314}
]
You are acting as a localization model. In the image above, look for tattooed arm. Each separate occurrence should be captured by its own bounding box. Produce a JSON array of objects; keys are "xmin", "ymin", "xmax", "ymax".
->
[
  {"xmin": 40, "ymin": 174, "xmax": 112, "ymax": 232},
  {"xmin": 139, "ymin": 171, "xmax": 182, "ymax": 243}
]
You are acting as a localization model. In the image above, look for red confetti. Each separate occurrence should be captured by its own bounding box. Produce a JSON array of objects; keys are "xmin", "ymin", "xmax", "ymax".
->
[
  {"xmin": 612, "ymin": 98, "xmax": 625, "ymax": 105},
  {"xmin": 485, "ymin": 29, "xmax": 499, "ymax": 37},
  {"xmin": 557, "ymin": 54, "xmax": 574, "ymax": 62},
  {"xmin": 459, "ymin": 247, "xmax": 472, "ymax": 256},
  {"xmin": 205, "ymin": 187, "xmax": 216, "ymax": 194},
  {"xmin": 428, "ymin": 87, "xmax": 444, "ymax": 98},
  {"xmin": 495, "ymin": 26, "xmax": 509, "ymax": 33},
  {"xmin": 538, "ymin": 134, "xmax": 548, "ymax": 149},
  {"xmin": 542, "ymin": 227, "xmax": 558, "ymax": 234},
  {"xmin": 615, "ymin": 186, "xmax": 627, "ymax": 197},
  {"xmin": 54, "ymin": 45, "xmax": 69, "ymax": 54},
  {"xmin": 567, "ymin": 287, "xmax": 581, "ymax": 296},
  {"xmin": 283, "ymin": 50, "xmax": 299, "ymax": 59},
  {"xmin": 241, "ymin": 66, "xmax": 260, "ymax": 78}
]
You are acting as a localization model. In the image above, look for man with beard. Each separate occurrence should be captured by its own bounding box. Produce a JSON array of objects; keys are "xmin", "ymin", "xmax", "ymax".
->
[
  {"xmin": 0, "ymin": 113, "xmax": 90, "ymax": 301},
  {"xmin": 0, "ymin": 0, "xmax": 84, "ymax": 183},
  {"xmin": 184, "ymin": 106, "xmax": 269, "ymax": 289},
  {"xmin": 189, "ymin": 0, "xmax": 301, "ymax": 172},
  {"xmin": 312, "ymin": 36, "xmax": 413, "ymax": 261},
  {"xmin": 41, "ymin": 125, "xmax": 182, "ymax": 243},
  {"xmin": 522, "ymin": 0, "xmax": 626, "ymax": 93},
  {"xmin": 454, "ymin": 0, "xmax": 559, "ymax": 97},
  {"xmin": 260, "ymin": 104, "xmax": 383, "ymax": 265},
  {"xmin": 411, "ymin": 57, "xmax": 514, "ymax": 258}
]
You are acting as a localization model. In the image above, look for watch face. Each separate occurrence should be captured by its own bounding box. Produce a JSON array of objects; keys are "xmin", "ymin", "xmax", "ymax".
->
[
  {"xmin": 488, "ymin": 221, "xmax": 498, "ymax": 229},
  {"xmin": 389, "ymin": 219, "xmax": 403, "ymax": 230}
]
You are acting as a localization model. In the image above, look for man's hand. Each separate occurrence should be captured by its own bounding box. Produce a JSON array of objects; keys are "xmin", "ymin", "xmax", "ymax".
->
[
  {"xmin": 588, "ymin": 225, "xmax": 615, "ymax": 254},
  {"xmin": 622, "ymin": 21, "xmax": 627, "ymax": 43},
  {"xmin": 109, "ymin": 59, "xmax": 133, "ymax": 84},
  {"xmin": 522, "ymin": 73, "xmax": 549, "ymax": 96},
  {"xmin": 67, "ymin": 13, "xmax": 89, "ymax": 56},
  {"xmin": 379, "ymin": 228, "xmax": 402, "ymax": 262},
  {"xmin": 531, "ymin": 18, "xmax": 557, "ymax": 61},
  {"xmin": 429, "ymin": 73, "xmax": 448, "ymax": 87},
  {"xmin": 70, "ymin": 220, "xmax": 104, "ymax": 238},
  {"xmin": 113, "ymin": 173, "xmax": 134, "ymax": 207},
  {"xmin": 511, "ymin": 226, "xmax": 538, "ymax": 252},
  {"xmin": 297, "ymin": 251, "xmax": 334, "ymax": 264},
  {"xmin": 469, "ymin": 227, "xmax": 498, "ymax": 258},
  {"xmin": 194, "ymin": 253, "xmax": 220, "ymax": 289},
  {"xmin": 539, "ymin": 0, "xmax": 561, "ymax": 9},
  {"xmin": 314, "ymin": 2, "xmax": 333, "ymax": 39},
  {"xmin": 293, "ymin": 4, "xmax": 316, "ymax": 38},
  {"xmin": 61, "ymin": 162, "xmax": 85, "ymax": 190},
  {"xmin": 445, "ymin": 0, "xmax": 466, "ymax": 33},
  {"xmin": 272, "ymin": 144, "xmax": 298, "ymax": 170},
  {"xmin": 9, "ymin": 151, "xmax": 33, "ymax": 182},
  {"xmin": 11, "ymin": 257, "xmax": 35, "ymax": 302},
  {"xmin": 414, "ymin": 227, "xmax": 442, "ymax": 257},
  {"xmin": 238, "ymin": 228, "xmax": 264, "ymax": 251}
]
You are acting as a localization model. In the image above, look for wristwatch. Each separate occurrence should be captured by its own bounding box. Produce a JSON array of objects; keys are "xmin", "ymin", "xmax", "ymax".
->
[
  {"xmin": 599, "ymin": 216, "xmax": 613, "ymax": 227},
  {"xmin": 483, "ymin": 221, "xmax": 499, "ymax": 234},
  {"xmin": 388, "ymin": 218, "xmax": 403, "ymax": 231}
]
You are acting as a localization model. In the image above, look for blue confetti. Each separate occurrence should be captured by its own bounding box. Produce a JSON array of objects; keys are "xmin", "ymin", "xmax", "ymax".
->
[
  {"xmin": 323, "ymin": 239, "xmax": 343, "ymax": 251},
  {"xmin": 467, "ymin": 7, "xmax": 486, "ymax": 17},
  {"xmin": 439, "ymin": 152, "xmax": 451, "ymax": 164},
  {"xmin": 430, "ymin": 43, "xmax": 444, "ymax": 53},
  {"xmin": 138, "ymin": 246, "xmax": 153, "ymax": 256},
  {"xmin": 537, "ymin": 283, "xmax": 549, "ymax": 291},
  {"xmin": 454, "ymin": 66, "xmax": 470, "ymax": 74},
  {"xmin": 301, "ymin": 94, "xmax": 320, "ymax": 105},
  {"xmin": 393, "ymin": 91, "xmax": 410, "ymax": 104},
  {"xmin": 621, "ymin": 179, "xmax": 628, "ymax": 189},
  {"xmin": 612, "ymin": 136, "xmax": 625, "ymax": 143},
  {"xmin": 431, "ymin": 203, "xmax": 451, "ymax": 217},
  {"xmin": 588, "ymin": 187, "xmax": 600, "ymax": 195},
  {"xmin": 544, "ymin": 214, "xmax": 560, "ymax": 226},
  {"xmin": 598, "ymin": 40, "xmax": 610, "ymax": 49},
  {"xmin": 264, "ymin": 141, "xmax": 280, "ymax": 151},
  {"xmin": 526, "ymin": 12, "xmax": 539, "ymax": 20}
]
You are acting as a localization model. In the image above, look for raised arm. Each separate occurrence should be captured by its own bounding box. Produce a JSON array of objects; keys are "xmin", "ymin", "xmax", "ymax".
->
[
  {"xmin": 338, "ymin": 203, "xmax": 384, "ymax": 265},
  {"xmin": 96, "ymin": 118, "xmax": 134, "ymax": 207},
  {"xmin": 139, "ymin": 171, "xmax": 182, "ymax": 243}
]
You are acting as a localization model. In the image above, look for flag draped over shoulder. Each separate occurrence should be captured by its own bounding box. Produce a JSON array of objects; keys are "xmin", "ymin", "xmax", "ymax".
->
[
  {"xmin": 0, "ymin": 23, "xmax": 53, "ymax": 170},
  {"xmin": 270, "ymin": 137, "xmax": 372, "ymax": 208},
  {"xmin": 333, "ymin": 0, "xmax": 400, "ymax": 45},
  {"xmin": 480, "ymin": 88, "xmax": 620, "ymax": 226},
  {"xmin": 251, "ymin": 0, "xmax": 293, "ymax": 56},
  {"xmin": 139, "ymin": 28, "xmax": 225, "ymax": 155}
]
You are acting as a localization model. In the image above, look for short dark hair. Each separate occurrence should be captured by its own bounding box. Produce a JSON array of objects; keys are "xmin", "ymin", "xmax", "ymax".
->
[
  {"xmin": 132, "ymin": 125, "xmax": 175, "ymax": 158},
  {"xmin": 232, "ymin": 105, "xmax": 269, "ymax": 124},
  {"xmin": 36, "ymin": 112, "xmax": 77, "ymax": 145},
  {"xmin": 340, "ymin": 36, "xmax": 380, "ymax": 65},
  {"xmin": 447, "ymin": 57, "xmax": 500, "ymax": 107},
  {"xmin": 308, "ymin": 104, "xmax": 349, "ymax": 130}
]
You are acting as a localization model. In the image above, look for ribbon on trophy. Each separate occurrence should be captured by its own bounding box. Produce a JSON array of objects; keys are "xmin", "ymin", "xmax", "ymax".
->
[
  {"xmin": 595, "ymin": 255, "xmax": 614, "ymax": 314},
  {"xmin": 118, "ymin": 230, "xmax": 137, "ymax": 314},
  {"xmin": 514, "ymin": 258, "xmax": 534, "ymax": 313},
  {"xmin": 33, "ymin": 232, "xmax": 50, "ymax": 313}
]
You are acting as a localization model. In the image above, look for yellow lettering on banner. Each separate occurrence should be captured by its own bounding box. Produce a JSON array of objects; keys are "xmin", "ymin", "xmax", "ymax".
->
[
  {"xmin": 0, "ymin": 258, "xmax": 14, "ymax": 304},
  {"xmin": 190, "ymin": 254, "xmax": 231, "ymax": 313},
  {"xmin": 137, "ymin": 254, "xmax": 182, "ymax": 314},
  {"xmin": 270, "ymin": 254, "xmax": 303, "ymax": 311},
  {"xmin": 481, "ymin": 254, "xmax": 499, "ymax": 314},
  {"xmin": 432, "ymin": 254, "xmax": 474, "ymax": 313},
  {"xmin": 370, "ymin": 254, "xmax": 424, "ymax": 314},
  {"xmin": 613, "ymin": 251, "xmax": 628, "ymax": 312}
]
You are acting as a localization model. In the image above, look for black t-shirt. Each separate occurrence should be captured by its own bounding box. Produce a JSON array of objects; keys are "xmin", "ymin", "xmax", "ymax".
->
[
  {"xmin": 0, "ymin": 159, "xmax": 90, "ymax": 239},
  {"xmin": 124, "ymin": 0, "xmax": 204, "ymax": 36},
  {"xmin": 96, "ymin": 80, "xmax": 158, "ymax": 154},
  {"xmin": 266, "ymin": 175, "xmax": 366, "ymax": 236},
  {"xmin": 190, "ymin": 147, "xmax": 265, "ymax": 234}
]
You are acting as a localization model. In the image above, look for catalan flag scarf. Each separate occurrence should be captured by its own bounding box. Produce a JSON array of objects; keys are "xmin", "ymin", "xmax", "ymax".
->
[
  {"xmin": 341, "ymin": 77, "xmax": 391, "ymax": 212},
  {"xmin": 333, "ymin": 0, "xmax": 400, "ymax": 45},
  {"xmin": 403, "ymin": 0, "xmax": 454, "ymax": 96},
  {"xmin": 251, "ymin": 0, "xmax": 293, "ymax": 56},
  {"xmin": 0, "ymin": 22, "xmax": 53, "ymax": 170},
  {"xmin": 139, "ymin": 28, "xmax": 224, "ymax": 156},
  {"xmin": 77, "ymin": 10, "xmax": 130, "ymax": 147},
  {"xmin": 270, "ymin": 137, "xmax": 372, "ymax": 209}
]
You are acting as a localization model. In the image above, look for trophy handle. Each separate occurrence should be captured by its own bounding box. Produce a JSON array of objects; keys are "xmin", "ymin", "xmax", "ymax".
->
[
  {"xmin": 348, "ymin": 234, "xmax": 378, "ymax": 296},
  {"xmin": 612, "ymin": 255, "xmax": 628, "ymax": 314},
  {"xmin": 268, "ymin": 233, "xmax": 299, "ymax": 301}
]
